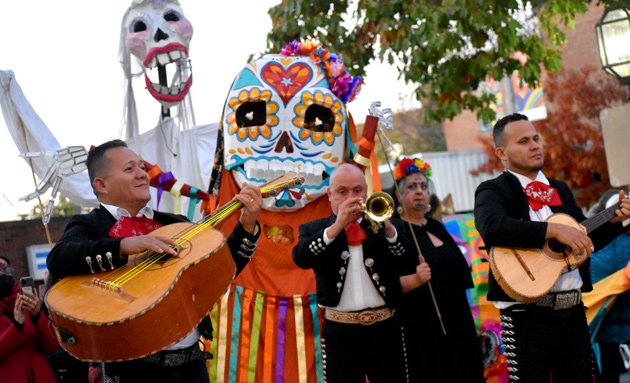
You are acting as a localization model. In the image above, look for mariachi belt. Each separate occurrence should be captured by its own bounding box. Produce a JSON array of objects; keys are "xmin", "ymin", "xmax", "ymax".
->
[
  {"xmin": 324, "ymin": 307, "xmax": 394, "ymax": 326},
  {"xmin": 535, "ymin": 290, "xmax": 581, "ymax": 310}
]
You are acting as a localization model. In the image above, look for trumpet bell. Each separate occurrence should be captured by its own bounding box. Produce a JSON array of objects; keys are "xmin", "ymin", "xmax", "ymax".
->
[{"xmin": 361, "ymin": 192, "xmax": 395, "ymax": 231}]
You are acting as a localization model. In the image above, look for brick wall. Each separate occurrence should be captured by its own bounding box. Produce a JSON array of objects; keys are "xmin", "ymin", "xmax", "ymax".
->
[
  {"xmin": 0, "ymin": 216, "xmax": 71, "ymax": 281},
  {"xmin": 561, "ymin": 2, "xmax": 606, "ymax": 72}
]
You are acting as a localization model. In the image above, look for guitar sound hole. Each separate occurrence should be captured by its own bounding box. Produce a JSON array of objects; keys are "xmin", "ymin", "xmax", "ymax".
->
[{"xmin": 547, "ymin": 239, "xmax": 567, "ymax": 254}]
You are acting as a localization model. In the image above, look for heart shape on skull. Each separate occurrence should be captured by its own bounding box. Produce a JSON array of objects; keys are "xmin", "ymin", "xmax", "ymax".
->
[{"xmin": 261, "ymin": 62, "xmax": 313, "ymax": 106}]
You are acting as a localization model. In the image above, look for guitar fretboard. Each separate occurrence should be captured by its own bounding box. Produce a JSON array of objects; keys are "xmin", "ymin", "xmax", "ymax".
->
[{"xmin": 581, "ymin": 201, "xmax": 621, "ymax": 233}]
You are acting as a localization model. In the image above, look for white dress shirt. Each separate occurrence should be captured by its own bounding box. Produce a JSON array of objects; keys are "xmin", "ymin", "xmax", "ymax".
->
[{"xmin": 322, "ymin": 219, "xmax": 398, "ymax": 311}]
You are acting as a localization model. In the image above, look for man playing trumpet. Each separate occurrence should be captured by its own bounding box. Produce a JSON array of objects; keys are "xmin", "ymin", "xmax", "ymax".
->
[{"xmin": 292, "ymin": 163, "xmax": 409, "ymax": 383}]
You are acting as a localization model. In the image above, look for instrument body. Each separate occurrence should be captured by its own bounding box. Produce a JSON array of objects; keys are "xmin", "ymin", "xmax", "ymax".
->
[
  {"xmin": 46, "ymin": 223, "xmax": 234, "ymax": 361},
  {"xmin": 490, "ymin": 200, "xmax": 621, "ymax": 302},
  {"xmin": 490, "ymin": 214, "xmax": 587, "ymax": 302},
  {"xmin": 45, "ymin": 173, "xmax": 304, "ymax": 361}
]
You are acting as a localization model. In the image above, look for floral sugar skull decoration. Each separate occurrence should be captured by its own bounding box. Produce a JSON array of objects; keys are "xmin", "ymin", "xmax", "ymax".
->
[
  {"xmin": 221, "ymin": 41, "xmax": 362, "ymax": 211},
  {"xmin": 122, "ymin": 0, "xmax": 193, "ymax": 107}
]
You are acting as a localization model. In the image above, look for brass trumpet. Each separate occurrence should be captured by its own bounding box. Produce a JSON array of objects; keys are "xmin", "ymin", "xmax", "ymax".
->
[{"xmin": 361, "ymin": 192, "xmax": 395, "ymax": 233}]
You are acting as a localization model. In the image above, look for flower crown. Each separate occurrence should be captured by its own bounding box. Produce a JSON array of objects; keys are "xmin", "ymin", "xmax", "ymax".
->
[
  {"xmin": 393, "ymin": 157, "xmax": 432, "ymax": 181},
  {"xmin": 280, "ymin": 40, "xmax": 362, "ymax": 104}
]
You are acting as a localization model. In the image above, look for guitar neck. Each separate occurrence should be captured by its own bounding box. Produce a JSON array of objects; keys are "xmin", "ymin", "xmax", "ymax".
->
[
  {"xmin": 196, "ymin": 173, "xmax": 304, "ymax": 229},
  {"xmin": 581, "ymin": 201, "xmax": 620, "ymax": 233}
]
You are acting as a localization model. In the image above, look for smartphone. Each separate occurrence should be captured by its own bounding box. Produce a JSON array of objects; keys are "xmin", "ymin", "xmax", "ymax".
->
[{"xmin": 19, "ymin": 276, "xmax": 34, "ymax": 295}]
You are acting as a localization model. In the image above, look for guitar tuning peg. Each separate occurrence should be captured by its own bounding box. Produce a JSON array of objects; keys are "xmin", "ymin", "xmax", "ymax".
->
[
  {"xmin": 105, "ymin": 252, "xmax": 114, "ymax": 270},
  {"xmin": 95, "ymin": 255, "xmax": 104, "ymax": 272},
  {"xmin": 85, "ymin": 257, "xmax": 95, "ymax": 274}
]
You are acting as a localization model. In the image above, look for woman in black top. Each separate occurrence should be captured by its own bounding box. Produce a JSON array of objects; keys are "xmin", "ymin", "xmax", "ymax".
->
[{"xmin": 393, "ymin": 157, "xmax": 485, "ymax": 383}]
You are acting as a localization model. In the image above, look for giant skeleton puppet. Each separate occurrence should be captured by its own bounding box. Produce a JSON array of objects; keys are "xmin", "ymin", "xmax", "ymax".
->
[
  {"xmin": 207, "ymin": 41, "xmax": 373, "ymax": 382},
  {"xmin": 119, "ymin": 0, "xmax": 217, "ymax": 217},
  {"xmin": 0, "ymin": 0, "xmax": 212, "ymax": 225}
]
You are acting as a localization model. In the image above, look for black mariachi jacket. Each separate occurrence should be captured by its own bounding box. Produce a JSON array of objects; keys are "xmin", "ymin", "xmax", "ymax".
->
[
  {"xmin": 292, "ymin": 215, "xmax": 408, "ymax": 309},
  {"xmin": 47, "ymin": 205, "xmax": 260, "ymax": 339},
  {"xmin": 474, "ymin": 171, "xmax": 622, "ymax": 302}
]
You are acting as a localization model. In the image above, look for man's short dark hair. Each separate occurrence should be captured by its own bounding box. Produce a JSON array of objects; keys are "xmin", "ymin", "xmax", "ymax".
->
[
  {"xmin": 87, "ymin": 139, "xmax": 128, "ymax": 188},
  {"xmin": 493, "ymin": 113, "xmax": 529, "ymax": 147}
]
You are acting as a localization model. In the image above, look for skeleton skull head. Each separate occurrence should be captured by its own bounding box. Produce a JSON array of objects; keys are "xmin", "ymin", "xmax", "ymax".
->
[
  {"xmin": 221, "ymin": 52, "xmax": 357, "ymax": 212},
  {"xmin": 123, "ymin": 0, "xmax": 193, "ymax": 107}
]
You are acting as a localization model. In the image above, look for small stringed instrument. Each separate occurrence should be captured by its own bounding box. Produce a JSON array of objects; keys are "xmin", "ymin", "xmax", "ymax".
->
[
  {"xmin": 489, "ymin": 200, "xmax": 622, "ymax": 303},
  {"xmin": 45, "ymin": 173, "xmax": 304, "ymax": 362}
]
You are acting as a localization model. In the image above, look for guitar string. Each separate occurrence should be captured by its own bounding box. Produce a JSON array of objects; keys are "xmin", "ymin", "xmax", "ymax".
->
[
  {"xmin": 99, "ymin": 200, "xmax": 239, "ymax": 289},
  {"xmin": 105, "ymin": 178, "xmax": 296, "ymax": 288},
  {"xmin": 109, "ymin": 201, "xmax": 242, "ymax": 287}
]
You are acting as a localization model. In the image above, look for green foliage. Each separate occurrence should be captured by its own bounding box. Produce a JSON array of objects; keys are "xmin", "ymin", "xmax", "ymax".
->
[{"xmin": 267, "ymin": 0, "xmax": 600, "ymax": 124}]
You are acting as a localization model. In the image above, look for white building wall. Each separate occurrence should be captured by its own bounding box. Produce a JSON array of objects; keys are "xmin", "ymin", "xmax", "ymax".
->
[{"xmin": 379, "ymin": 150, "xmax": 500, "ymax": 213}]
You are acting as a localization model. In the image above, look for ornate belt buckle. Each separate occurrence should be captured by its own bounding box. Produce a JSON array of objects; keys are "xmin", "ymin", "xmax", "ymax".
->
[
  {"xmin": 357, "ymin": 310, "xmax": 377, "ymax": 325},
  {"xmin": 554, "ymin": 292, "xmax": 576, "ymax": 310}
]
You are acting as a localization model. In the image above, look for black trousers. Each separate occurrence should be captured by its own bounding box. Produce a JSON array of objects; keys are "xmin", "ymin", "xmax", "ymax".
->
[
  {"xmin": 598, "ymin": 342, "xmax": 626, "ymax": 383},
  {"xmin": 322, "ymin": 315, "xmax": 408, "ymax": 383},
  {"xmin": 500, "ymin": 304, "xmax": 597, "ymax": 383},
  {"xmin": 102, "ymin": 359, "xmax": 209, "ymax": 383}
]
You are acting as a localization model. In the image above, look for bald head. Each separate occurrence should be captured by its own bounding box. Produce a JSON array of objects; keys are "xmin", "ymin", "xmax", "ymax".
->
[
  {"xmin": 329, "ymin": 163, "xmax": 365, "ymax": 188},
  {"xmin": 327, "ymin": 163, "xmax": 367, "ymax": 215}
]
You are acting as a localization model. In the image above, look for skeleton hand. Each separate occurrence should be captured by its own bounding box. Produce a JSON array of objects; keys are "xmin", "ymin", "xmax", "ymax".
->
[{"xmin": 20, "ymin": 146, "xmax": 88, "ymax": 224}]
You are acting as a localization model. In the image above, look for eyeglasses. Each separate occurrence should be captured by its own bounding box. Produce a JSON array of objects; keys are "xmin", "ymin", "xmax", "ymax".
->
[{"xmin": 0, "ymin": 266, "xmax": 13, "ymax": 276}]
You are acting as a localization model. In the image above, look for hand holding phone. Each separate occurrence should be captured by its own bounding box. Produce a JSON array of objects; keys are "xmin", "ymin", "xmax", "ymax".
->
[
  {"xmin": 20, "ymin": 276, "xmax": 34, "ymax": 295},
  {"xmin": 18, "ymin": 276, "xmax": 41, "ymax": 316}
]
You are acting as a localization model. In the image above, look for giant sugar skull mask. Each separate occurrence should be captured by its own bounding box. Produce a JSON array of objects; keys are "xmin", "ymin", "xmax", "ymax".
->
[
  {"xmin": 222, "ymin": 51, "xmax": 357, "ymax": 212},
  {"xmin": 123, "ymin": 0, "xmax": 193, "ymax": 107}
]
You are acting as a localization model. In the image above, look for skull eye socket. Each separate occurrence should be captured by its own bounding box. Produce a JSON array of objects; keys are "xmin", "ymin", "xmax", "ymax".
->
[
  {"xmin": 131, "ymin": 20, "xmax": 147, "ymax": 33},
  {"xmin": 303, "ymin": 104, "xmax": 334, "ymax": 132},
  {"xmin": 164, "ymin": 10, "xmax": 181, "ymax": 22},
  {"xmin": 236, "ymin": 101, "xmax": 267, "ymax": 127}
]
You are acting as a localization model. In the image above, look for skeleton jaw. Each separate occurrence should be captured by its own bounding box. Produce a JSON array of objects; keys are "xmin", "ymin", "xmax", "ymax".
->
[
  {"xmin": 143, "ymin": 43, "xmax": 192, "ymax": 104},
  {"xmin": 231, "ymin": 159, "xmax": 330, "ymax": 190}
]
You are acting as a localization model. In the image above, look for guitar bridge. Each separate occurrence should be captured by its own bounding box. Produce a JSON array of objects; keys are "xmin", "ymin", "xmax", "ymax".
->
[{"xmin": 86, "ymin": 278, "xmax": 135, "ymax": 302}]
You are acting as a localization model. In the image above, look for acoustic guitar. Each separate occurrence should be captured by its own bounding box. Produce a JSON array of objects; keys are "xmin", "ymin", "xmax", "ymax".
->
[
  {"xmin": 45, "ymin": 174, "xmax": 303, "ymax": 362},
  {"xmin": 489, "ymin": 200, "xmax": 621, "ymax": 303}
]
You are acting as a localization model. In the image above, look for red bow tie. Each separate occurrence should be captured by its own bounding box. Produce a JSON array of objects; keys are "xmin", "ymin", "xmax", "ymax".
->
[
  {"xmin": 524, "ymin": 181, "xmax": 562, "ymax": 211},
  {"xmin": 345, "ymin": 221, "xmax": 367, "ymax": 246},
  {"xmin": 108, "ymin": 216, "xmax": 163, "ymax": 238}
]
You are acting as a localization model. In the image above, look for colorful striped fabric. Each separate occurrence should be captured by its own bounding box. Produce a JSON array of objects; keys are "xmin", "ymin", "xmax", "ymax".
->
[{"xmin": 209, "ymin": 285, "xmax": 323, "ymax": 383}]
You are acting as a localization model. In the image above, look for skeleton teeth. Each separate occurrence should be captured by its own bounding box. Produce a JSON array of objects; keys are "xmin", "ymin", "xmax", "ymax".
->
[
  {"xmin": 150, "ymin": 57, "xmax": 157, "ymax": 69},
  {"xmin": 305, "ymin": 174, "xmax": 317, "ymax": 185},
  {"xmin": 303, "ymin": 163, "xmax": 313, "ymax": 175},
  {"xmin": 282, "ymin": 163, "xmax": 293, "ymax": 173},
  {"xmin": 269, "ymin": 159, "xmax": 281, "ymax": 171},
  {"xmin": 157, "ymin": 53, "xmax": 170, "ymax": 66},
  {"xmin": 313, "ymin": 164, "xmax": 324, "ymax": 178},
  {"xmin": 170, "ymin": 50, "xmax": 182, "ymax": 60}
]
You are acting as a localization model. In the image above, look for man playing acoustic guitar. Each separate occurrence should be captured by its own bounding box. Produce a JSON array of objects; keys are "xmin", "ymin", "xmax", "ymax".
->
[
  {"xmin": 47, "ymin": 139, "xmax": 262, "ymax": 383},
  {"xmin": 474, "ymin": 113, "xmax": 630, "ymax": 383}
]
